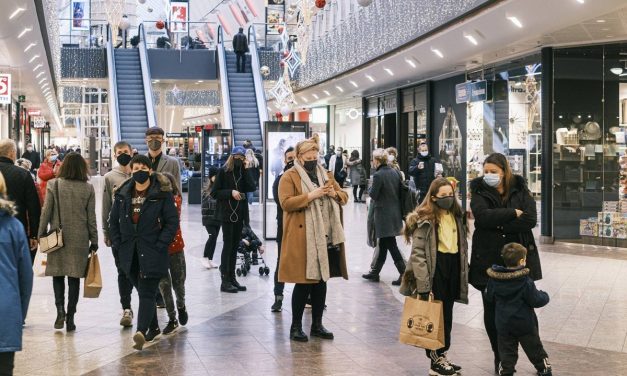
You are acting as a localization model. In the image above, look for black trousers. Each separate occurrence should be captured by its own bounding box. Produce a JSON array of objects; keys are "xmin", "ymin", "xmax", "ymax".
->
[
  {"xmin": 236, "ymin": 52, "xmax": 246, "ymax": 73},
  {"xmin": 481, "ymin": 290, "xmax": 500, "ymax": 362},
  {"xmin": 292, "ymin": 281, "xmax": 327, "ymax": 327},
  {"xmin": 113, "ymin": 246, "xmax": 134, "ymax": 310},
  {"xmin": 426, "ymin": 252, "xmax": 460, "ymax": 360},
  {"xmin": 352, "ymin": 185, "xmax": 365, "ymax": 201},
  {"xmin": 53, "ymin": 276, "xmax": 80, "ymax": 314},
  {"xmin": 204, "ymin": 224, "xmax": 221, "ymax": 259},
  {"xmin": 498, "ymin": 324, "xmax": 549, "ymax": 375},
  {"xmin": 221, "ymin": 221, "xmax": 244, "ymax": 275},
  {"xmin": 273, "ymin": 239, "xmax": 284, "ymax": 296},
  {"xmin": 376, "ymin": 237, "xmax": 404, "ymax": 267},
  {"xmin": 0, "ymin": 352, "xmax": 15, "ymax": 376},
  {"xmin": 127, "ymin": 251, "xmax": 159, "ymax": 334}
]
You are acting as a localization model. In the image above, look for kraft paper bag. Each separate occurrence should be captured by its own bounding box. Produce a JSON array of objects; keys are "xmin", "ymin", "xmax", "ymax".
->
[
  {"xmin": 399, "ymin": 295, "xmax": 445, "ymax": 350},
  {"xmin": 33, "ymin": 251, "xmax": 47, "ymax": 278},
  {"xmin": 83, "ymin": 251, "xmax": 102, "ymax": 298}
]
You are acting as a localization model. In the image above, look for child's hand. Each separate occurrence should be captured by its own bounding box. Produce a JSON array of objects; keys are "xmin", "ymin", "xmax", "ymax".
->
[{"xmin": 259, "ymin": 245, "xmax": 265, "ymax": 254}]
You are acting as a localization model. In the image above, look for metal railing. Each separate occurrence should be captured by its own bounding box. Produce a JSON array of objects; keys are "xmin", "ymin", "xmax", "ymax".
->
[
  {"xmin": 59, "ymin": 18, "xmax": 108, "ymax": 48},
  {"xmin": 105, "ymin": 25, "xmax": 120, "ymax": 147},
  {"xmin": 138, "ymin": 23, "xmax": 158, "ymax": 130},
  {"xmin": 248, "ymin": 24, "xmax": 269, "ymax": 147},
  {"xmin": 141, "ymin": 20, "xmax": 218, "ymax": 50},
  {"xmin": 216, "ymin": 26, "xmax": 232, "ymax": 131}
]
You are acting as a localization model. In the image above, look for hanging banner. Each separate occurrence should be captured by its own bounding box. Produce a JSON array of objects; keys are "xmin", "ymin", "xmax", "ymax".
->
[
  {"xmin": 33, "ymin": 116, "xmax": 46, "ymax": 129},
  {"xmin": 170, "ymin": 2, "xmax": 189, "ymax": 33},
  {"xmin": 71, "ymin": 1, "xmax": 89, "ymax": 31},
  {"xmin": 0, "ymin": 74, "xmax": 11, "ymax": 104}
]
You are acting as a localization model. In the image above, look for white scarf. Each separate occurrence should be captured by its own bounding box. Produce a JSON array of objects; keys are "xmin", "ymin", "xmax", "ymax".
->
[{"xmin": 293, "ymin": 161, "xmax": 345, "ymax": 281}]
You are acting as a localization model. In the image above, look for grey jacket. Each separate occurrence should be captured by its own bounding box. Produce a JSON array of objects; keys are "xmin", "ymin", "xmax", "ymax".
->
[
  {"xmin": 346, "ymin": 158, "xmax": 367, "ymax": 186},
  {"xmin": 38, "ymin": 179, "xmax": 98, "ymax": 278},
  {"xmin": 149, "ymin": 153, "xmax": 182, "ymax": 193},
  {"xmin": 399, "ymin": 213, "xmax": 469, "ymax": 304},
  {"xmin": 369, "ymin": 164, "xmax": 403, "ymax": 238},
  {"xmin": 102, "ymin": 166, "xmax": 130, "ymax": 240}
]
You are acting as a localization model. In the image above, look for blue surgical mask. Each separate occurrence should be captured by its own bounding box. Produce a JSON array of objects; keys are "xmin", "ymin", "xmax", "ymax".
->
[
  {"xmin": 50, "ymin": 155, "xmax": 58, "ymax": 162},
  {"xmin": 484, "ymin": 173, "xmax": 501, "ymax": 187}
]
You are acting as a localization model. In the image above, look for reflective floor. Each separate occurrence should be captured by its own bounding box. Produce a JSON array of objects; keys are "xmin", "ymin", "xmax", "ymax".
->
[{"xmin": 14, "ymin": 178, "xmax": 627, "ymax": 375}]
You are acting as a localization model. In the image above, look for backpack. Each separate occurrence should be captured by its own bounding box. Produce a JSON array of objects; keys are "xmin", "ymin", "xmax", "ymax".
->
[{"xmin": 396, "ymin": 170, "xmax": 419, "ymax": 220}]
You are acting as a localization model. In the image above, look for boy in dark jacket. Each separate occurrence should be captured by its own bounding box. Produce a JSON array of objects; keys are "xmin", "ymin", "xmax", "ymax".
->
[{"xmin": 486, "ymin": 243, "xmax": 552, "ymax": 376}]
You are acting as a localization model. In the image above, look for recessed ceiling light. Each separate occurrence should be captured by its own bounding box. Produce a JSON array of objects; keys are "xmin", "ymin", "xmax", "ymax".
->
[
  {"xmin": 576, "ymin": 0, "xmax": 584, "ymax": 3},
  {"xmin": 365, "ymin": 74, "xmax": 375, "ymax": 82},
  {"xmin": 506, "ymin": 14, "xmax": 523, "ymax": 28},
  {"xmin": 384, "ymin": 68, "xmax": 394, "ymax": 76},
  {"xmin": 464, "ymin": 32, "xmax": 478, "ymax": 45},
  {"xmin": 336, "ymin": 86, "xmax": 344, "ymax": 93},
  {"xmin": 32, "ymin": 64, "xmax": 42, "ymax": 71},
  {"xmin": 28, "ymin": 54, "xmax": 39, "ymax": 63},
  {"xmin": 607, "ymin": 35, "xmax": 614, "ymax": 38},
  {"xmin": 349, "ymin": 80, "xmax": 358, "ymax": 88},
  {"xmin": 38, "ymin": 78, "xmax": 46, "ymax": 84},
  {"xmin": 596, "ymin": 19, "xmax": 606, "ymax": 23},
  {"xmin": 197, "ymin": 80, "xmax": 203, "ymax": 83},
  {"xmin": 9, "ymin": 8, "xmax": 25, "ymax": 20},
  {"xmin": 405, "ymin": 58, "xmax": 417, "ymax": 68},
  {"xmin": 153, "ymin": 80, "xmax": 160, "ymax": 83},
  {"xmin": 24, "ymin": 43, "xmax": 36, "ymax": 52},
  {"xmin": 301, "ymin": 96, "xmax": 309, "ymax": 102},
  {"xmin": 431, "ymin": 47, "xmax": 444, "ymax": 58},
  {"xmin": 312, "ymin": 93, "xmax": 319, "ymax": 99},
  {"xmin": 323, "ymin": 90, "xmax": 331, "ymax": 96},
  {"xmin": 18, "ymin": 27, "xmax": 32, "ymax": 39}
]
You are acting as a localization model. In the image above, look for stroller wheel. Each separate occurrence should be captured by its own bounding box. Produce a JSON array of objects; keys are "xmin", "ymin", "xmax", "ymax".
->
[
  {"xmin": 264, "ymin": 267, "xmax": 270, "ymax": 275},
  {"xmin": 236, "ymin": 269, "xmax": 242, "ymax": 277},
  {"xmin": 259, "ymin": 267, "xmax": 264, "ymax": 275},
  {"xmin": 246, "ymin": 263, "xmax": 251, "ymax": 271}
]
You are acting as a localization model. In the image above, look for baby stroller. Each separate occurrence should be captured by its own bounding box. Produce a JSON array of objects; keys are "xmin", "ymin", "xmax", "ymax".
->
[{"xmin": 236, "ymin": 224, "xmax": 270, "ymax": 277}]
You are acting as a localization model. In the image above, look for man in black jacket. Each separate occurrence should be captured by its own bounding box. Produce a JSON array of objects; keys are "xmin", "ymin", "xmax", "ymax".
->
[
  {"xmin": 271, "ymin": 147, "xmax": 295, "ymax": 312},
  {"xmin": 21, "ymin": 143, "xmax": 41, "ymax": 172},
  {"xmin": 408, "ymin": 142, "xmax": 438, "ymax": 203},
  {"xmin": 233, "ymin": 27, "xmax": 249, "ymax": 73},
  {"xmin": 0, "ymin": 140, "xmax": 41, "ymax": 261}
]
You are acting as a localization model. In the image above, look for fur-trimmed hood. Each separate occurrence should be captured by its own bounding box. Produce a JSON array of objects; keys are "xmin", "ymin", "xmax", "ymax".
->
[
  {"xmin": 115, "ymin": 171, "xmax": 173, "ymax": 198},
  {"xmin": 487, "ymin": 265, "xmax": 530, "ymax": 280},
  {"xmin": 470, "ymin": 174, "xmax": 529, "ymax": 194},
  {"xmin": 403, "ymin": 211, "xmax": 431, "ymax": 238},
  {"xmin": 0, "ymin": 198, "xmax": 17, "ymax": 217}
]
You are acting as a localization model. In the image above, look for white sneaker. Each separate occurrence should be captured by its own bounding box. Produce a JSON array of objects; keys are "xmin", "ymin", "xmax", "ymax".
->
[
  {"xmin": 200, "ymin": 258, "xmax": 212, "ymax": 269},
  {"xmin": 208, "ymin": 260, "xmax": 220, "ymax": 269},
  {"xmin": 120, "ymin": 309, "xmax": 133, "ymax": 327}
]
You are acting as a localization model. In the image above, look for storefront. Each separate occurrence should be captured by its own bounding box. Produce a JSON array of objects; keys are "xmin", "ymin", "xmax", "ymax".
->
[{"xmin": 330, "ymin": 98, "xmax": 362, "ymax": 156}]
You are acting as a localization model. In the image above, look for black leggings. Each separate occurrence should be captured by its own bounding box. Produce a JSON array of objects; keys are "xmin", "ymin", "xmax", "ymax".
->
[
  {"xmin": 291, "ymin": 281, "xmax": 327, "ymax": 327},
  {"xmin": 482, "ymin": 290, "xmax": 500, "ymax": 361},
  {"xmin": 352, "ymin": 185, "xmax": 365, "ymax": 201},
  {"xmin": 221, "ymin": 221, "xmax": 244, "ymax": 275},
  {"xmin": 204, "ymin": 224, "xmax": 221, "ymax": 259},
  {"xmin": 53, "ymin": 276, "xmax": 80, "ymax": 314},
  {"xmin": 0, "ymin": 352, "xmax": 14, "ymax": 376}
]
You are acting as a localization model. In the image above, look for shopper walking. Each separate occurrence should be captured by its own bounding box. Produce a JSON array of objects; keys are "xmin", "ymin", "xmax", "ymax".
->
[
  {"xmin": 346, "ymin": 150, "xmax": 366, "ymax": 203},
  {"xmin": 409, "ymin": 142, "xmax": 438, "ymax": 203},
  {"xmin": 362, "ymin": 148, "xmax": 405, "ymax": 285},
  {"xmin": 38, "ymin": 149, "xmax": 62, "ymax": 200},
  {"xmin": 468, "ymin": 152, "xmax": 542, "ymax": 373},
  {"xmin": 102, "ymin": 141, "xmax": 134, "ymax": 327},
  {"xmin": 0, "ymin": 171, "xmax": 33, "ymax": 376},
  {"xmin": 109, "ymin": 155, "xmax": 179, "ymax": 350},
  {"xmin": 15, "ymin": 158, "xmax": 43, "ymax": 205},
  {"xmin": 158, "ymin": 172, "xmax": 189, "ymax": 335},
  {"xmin": 210, "ymin": 146, "xmax": 256, "ymax": 293},
  {"xmin": 271, "ymin": 146, "xmax": 295, "ymax": 312},
  {"xmin": 278, "ymin": 134, "xmax": 348, "ymax": 342},
  {"xmin": 0, "ymin": 140, "xmax": 41, "ymax": 262},
  {"xmin": 21, "ymin": 143, "xmax": 41, "ymax": 172},
  {"xmin": 145, "ymin": 127, "xmax": 182, "ymax": 193},
  {"xmin": 245, "ymin": 148, "xmax": 260, "ymax": 204},
  {"xmin": 37, "ymin": 153, "xmax": 98, "ymax": 332},
  {"xmin": 401, "ymin": 177, "xmax": 468, "ymax": 376},
  {"xmin": 233, "ymin": 27, "xmax": 249, "ymax": 73},
  {"xmin": 201, "ymin": 167, "xmax": 221, "ymax": 269},
  {"xmin": 328, "ymin": 146, "xmax": 347, "ymax": 187}
]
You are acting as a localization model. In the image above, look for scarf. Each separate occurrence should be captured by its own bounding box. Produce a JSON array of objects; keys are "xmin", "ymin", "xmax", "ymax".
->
[{"xmin": 293, "ymin": 161, "xmax": 345, "ymax": 281}]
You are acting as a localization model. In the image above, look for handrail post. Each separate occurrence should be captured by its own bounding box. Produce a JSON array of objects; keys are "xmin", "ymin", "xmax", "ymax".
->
[
  {"xmin": 248, "ymin": 24, "xmax": 269, "ymax": 148},
  {"xmin": 138, "ymin": 23, "xmax": 158, "ymax": 129},
  {"xmin": 106, "ymin": 24, "xmax": 121, "ymax": 147},
  {"xmin": 217, "ymin": 26, "xmax": 232, "ymax": 131}
]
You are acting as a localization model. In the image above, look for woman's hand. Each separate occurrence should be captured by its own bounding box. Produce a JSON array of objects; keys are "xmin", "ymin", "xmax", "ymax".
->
[
  {"xmin": 515, "ymin": 209, "xmax": 523, "ymax": 217},
  {"xmin": 325, "ymin": 185, "xmax": 337, "ymax": 198},
  {"xmin": 308, "ymin": 186, "xmax": 327, "ymax": 201},
  {"xmin": 232, "ymin": 190, "xmax": 242, "ymax": 200}
]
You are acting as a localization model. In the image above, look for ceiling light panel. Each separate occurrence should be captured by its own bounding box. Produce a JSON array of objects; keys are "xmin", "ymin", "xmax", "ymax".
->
[
  {"xmin": 506, "ymin": 14, "xmax": 523, "ymax": 28},
  {"xmin": 24, "ymin": 43, "xmax": 36, "ymax": 52},
  {"xmin": 18, "ymin": 28, "xmax": 32, "ymax": 39},
  {"xmin": 365, "ymin": 74, "xmax": 375, "ymax": 82},
  {"xmin": 384, "ymin": 68, "xmax": 394, "ymax": 76},
  {"xmin": 405, "ymin": 58, "xmax": 417, "ymax": 68},
  {"xmin": 349, "ymin": 80, "xmax": 358, "ymax": 88},
  {"xmin": 9, "ymin": 8, "xmax": 25, "ymax": 20},
  {"xmin": 336, "ymin": 86, "xmax": 344, "ymax": 92},
  {"xmin": 431, "ymin": 47, "xmax": 444, "ymax": 58}
]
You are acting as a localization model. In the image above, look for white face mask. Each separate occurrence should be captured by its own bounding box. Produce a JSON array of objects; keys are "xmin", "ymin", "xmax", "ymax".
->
[
  {"xmin": 419, "ymin": 151, "xmax": 428, "ymax": 157},
  {"xmin": 27, "ymin": 147, "xmax": 33, "ymax": 152}
]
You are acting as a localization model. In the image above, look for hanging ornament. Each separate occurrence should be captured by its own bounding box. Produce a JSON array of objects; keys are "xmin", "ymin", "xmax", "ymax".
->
[
  {"xmin": 283, "ymin": 50, "xmax": 289, "ymax": 58},
  {"xmin": 275, "ymin": 111, "xmax": 283, "ymax": 119},
  {"xmin": 260, "ymin": 66, "xmax": 270, "ymax": 78},
  {"xmin": 147, "ymin": 7, "xmax": 153, "ymax": 13},
  {"xmin": 280, "ymin": 60, "xmax": 285, "ymax": 68},
  {"xmin": 137, "ymin": 0, "xmax": 146, "ymax": 4},
  {"xmin": 356, "ymin": 0, "xmax": 373, "ymax": 6},
  {"xmin": 315, "ymin": 0, "xmax": 326, "ymax": 9},
  {"xmin": 156, "ymin": 20, "xmax": 165, "ymax": 29},
  {"xmin": 277, "ymin": 25, "xmax": 284, "ymax": 34},
  {"xmin": 119, "ymin": 15, "xmax": 130, "ymax": 30},
  {"xmin": 280, "ymin": 105, "xmax": 291, "ymax": 117}
]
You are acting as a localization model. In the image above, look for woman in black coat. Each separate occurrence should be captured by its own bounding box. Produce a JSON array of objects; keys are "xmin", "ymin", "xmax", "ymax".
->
[
  {"xmin": 210, "ymin": 146, "xmax": 256, "ymax": 293},
  {"xmin": 469, "ymin": 152, "xmax": 542, "ymax": 372}
]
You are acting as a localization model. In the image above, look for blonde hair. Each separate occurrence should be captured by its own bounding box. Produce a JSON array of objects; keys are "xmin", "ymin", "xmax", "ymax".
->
[
  {"xmin": 296, "ymin": 133, "xmax": 320, "ymax": 156},
  {"xmin": 245, "ymin": 148, "xmax": 259, "ymax": 168},
  {"xmin": 0, "ymin": 171, "xmax": 6, "ymax": 195},
  {"xmin": 372, "ymin": 148, "xmax": 388, "ymax": 166},
  {"xmin": 0, "ymin": 139, "xmax": 16, "ymax": 158}
]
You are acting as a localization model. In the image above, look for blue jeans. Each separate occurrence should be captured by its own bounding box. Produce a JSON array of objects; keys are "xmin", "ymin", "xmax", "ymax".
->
[{"xmin": 246, "ymin": 191, "xmax": 254, "ymax": 204}]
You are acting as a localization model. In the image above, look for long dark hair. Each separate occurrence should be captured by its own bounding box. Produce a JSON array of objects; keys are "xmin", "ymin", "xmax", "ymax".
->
[
  {"xmin": 57, "ymin": 152, "xmax": 89, "ymax": 182},
  {"xmin": 483, "ymin": 153, "xmax": 514, "ymax": 201},
  {"xmin": 350, "ymin": 150, "xmax": 359, "ymax": 161}
]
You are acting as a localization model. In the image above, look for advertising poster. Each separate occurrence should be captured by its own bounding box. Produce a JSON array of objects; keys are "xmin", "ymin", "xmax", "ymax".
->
[
  {"xmin": 0, "ymin": 74, "xmax": 11, "ymax": 104},
  {"xmin": 71, "ymin": 1, "xmax": 88, "ymax": 31},
  {"xmin": 266, "ymin": 5, "xmax": 284, "ymax": 35},
  {"xmin": 267, "ymin": 131, "xmax": 306, "ymax": 198},
  {"xmin": 508, "ymin": 81, "xmax": 530, "ymax": 149},
  {"xmin": 170, "ymin": 2, "xmax": 189, "ymax": 33}
]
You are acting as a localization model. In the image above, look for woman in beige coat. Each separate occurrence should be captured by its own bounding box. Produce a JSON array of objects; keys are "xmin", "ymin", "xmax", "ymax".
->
[{"xmin": 278, "ymin": 134, "xmax": 348, "ymax": 342}]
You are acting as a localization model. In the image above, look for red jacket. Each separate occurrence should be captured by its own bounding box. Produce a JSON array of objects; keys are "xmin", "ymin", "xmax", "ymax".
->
[
  {"xmin": 168, "ymin": 194, "xmax": 185, "ymax": 254},
  {"xmin": 37, "ymin": 160, "xmax": 61, "ymax": 199}
]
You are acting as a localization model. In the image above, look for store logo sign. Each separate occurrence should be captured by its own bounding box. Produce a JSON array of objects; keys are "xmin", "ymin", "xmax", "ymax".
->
[
  {"xmin": 0, "ymin": 74, "xmax": 11, "ymax": 104},
  {"xmin": 456, "ymin": 80, "xmax": 487, "ymax": 103}
]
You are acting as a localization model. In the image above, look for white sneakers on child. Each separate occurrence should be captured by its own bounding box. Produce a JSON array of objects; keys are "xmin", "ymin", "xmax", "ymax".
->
[{"xmin": 201, "ymin": 258, "xmax": 219, "ymax": 269}]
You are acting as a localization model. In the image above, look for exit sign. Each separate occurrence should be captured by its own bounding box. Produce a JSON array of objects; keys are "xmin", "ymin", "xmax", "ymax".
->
[{"xmin": 18, "ymin": 95, "xmax": 25, "ymax": 102}]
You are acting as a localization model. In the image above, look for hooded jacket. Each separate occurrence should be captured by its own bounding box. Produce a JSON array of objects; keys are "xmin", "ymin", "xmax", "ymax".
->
[
  {"xmin": 468, "ymin": 175, "xmax": 542, "ymax": 290},
  {"xmin": 109, "ymin": 173, "xmax": 179, "ymax": 279},
  {"xmin": 0, "ymin": 198, "xmax": 33, "ymax": 352},
  {"xmin": 399, "ymin": 211, "xmax": 469, "ymax": 304},
  {"xmin": 486, "ymin": 265, "xmax": 549, "ymax": 337}
]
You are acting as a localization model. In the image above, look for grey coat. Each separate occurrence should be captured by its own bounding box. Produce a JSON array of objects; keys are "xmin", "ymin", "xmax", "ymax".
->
[
  {"xmin": 399, "ymin": 213, "xmax": 469, "ymax": 304},
  {"xmin": 102, "ymin": 166, "xmax": 130, "ymax": 240},
  {"xmin": 38, "ymin": 179, "xmax": 98, "ymax": 278},
  {"xmin": 346, "ymin": 158, "xmax": 367, "ymax": 186},
  {"xmin": 369, "ymin": 164, "xmax": 403, "ymax": 238},
  {"xmin": 149, "ymin": 153, "xmax": 182, "ymax": 193}
]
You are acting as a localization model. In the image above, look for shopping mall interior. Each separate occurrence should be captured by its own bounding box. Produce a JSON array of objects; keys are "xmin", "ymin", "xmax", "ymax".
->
[{"xmin": 2, "ymin": 0, "xmax": 627, "ymax": 375}]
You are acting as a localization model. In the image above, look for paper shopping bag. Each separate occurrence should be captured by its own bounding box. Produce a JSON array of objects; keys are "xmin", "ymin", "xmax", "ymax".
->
[
  {"xmin": 399, "ymin": 295, "xmax": 445, "ymax": 350},
  {"xmin": 33, "ymin": 251, "xmax": 47, "ymax": 277},
  {"xmin": 83, "ymin": 252, "xmax": 102, "ymax": 298}
]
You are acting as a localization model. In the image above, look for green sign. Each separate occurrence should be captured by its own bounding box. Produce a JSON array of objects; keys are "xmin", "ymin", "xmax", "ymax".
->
[{"xmin": 18, "ymin": 95, "xmax": 25, "ymax": 102}]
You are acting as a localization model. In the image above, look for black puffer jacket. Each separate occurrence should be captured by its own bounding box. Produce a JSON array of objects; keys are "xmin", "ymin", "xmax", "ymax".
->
[
  {"xmin": 0, "ymin": 157, "xmax": 41, "ymax": 239},
  {"xmin": 469, "ymin": 175, "xmax": 542, "ymax": 290}
]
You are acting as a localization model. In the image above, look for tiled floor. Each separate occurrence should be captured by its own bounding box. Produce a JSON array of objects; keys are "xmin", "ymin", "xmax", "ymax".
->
[{"xmin": 13, "ymin": 178, "xmax": 627, "ymax": 375}]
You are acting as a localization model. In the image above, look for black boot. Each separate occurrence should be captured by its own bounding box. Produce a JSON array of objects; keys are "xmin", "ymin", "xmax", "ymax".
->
[
  {"xmin": 220, "ymin": 273, "xmax": 238, "ymax": 293},
  {"xmin": 230, "ymin": 273, "xmax": 247, "ymax": 292},
  {"xmin": 271, "ymin": 295, "xmax": 283, "ymax": 312},
  {"xmin": 66, "ymin": 313, "xmax": 76, "ymax": 332},
  {"xmin": 54, "ymin": 306, "xmax": 65, "ymax": 329},
  {"xmin": 311, "ymin": 319, "xmax": 334, "ymax": 339},
  {"xmin": 290, "ymin": 324, "xmax": 308, "ymax": 342},
  {"xmin": 391, "ymin": 261, "xmax": 406, "ymax": 286},
  {"xmin": 361, "ymin": 270, "xmax": 380, "ymax": 282}
]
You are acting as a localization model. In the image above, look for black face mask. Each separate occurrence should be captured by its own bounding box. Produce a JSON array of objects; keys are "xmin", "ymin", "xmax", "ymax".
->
[
  {"xmin": 434, "ymin": 196, "xmax": 455, "ymax": 211},
  {"xmin": 132, "ymin": 170, "xmax": 150, "ymax": 184},
  {"xmin": 303, "ymin": 160, "xmax": 317, "ymax": 172},
  {"xmin": 284, "ymin": 160, "xmax": 294, "ymax": 171},
  {"xmin": 233, "ymin": 159, "xmax": 243, "ymax": 169},
  {"xmin": 148, "ymin": 140, "xmax": 162, "ymax": 151},
  {"xmin": 116, "ymin": 153, "xmax": 132, "ymax": 166}
]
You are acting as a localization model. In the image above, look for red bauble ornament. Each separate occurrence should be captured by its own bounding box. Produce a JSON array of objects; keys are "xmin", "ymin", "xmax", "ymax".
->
[
  {"xmin": 277, "ymin": 26, "xmax": 284, "ymax": 34},
  {"xmin": 315, "ymin": 0, "xmax": 326, "ymax": 9},
  {"xmin": 156, "ymin": 20, "xmax": 165, "ymax": 30},
  {"xmin": 280, "ymin": 60, "xmax": 285, "ymax": 68},
  {"xmin": 275, "ymin": 112, "xmax": 283, "ymax": 119},
  {"xmin": 283, "ymin": 50, "xmax": 289, "ymax": 58}
]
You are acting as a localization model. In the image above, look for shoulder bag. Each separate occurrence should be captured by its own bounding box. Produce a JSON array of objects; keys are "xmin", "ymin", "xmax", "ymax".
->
[{"xmin": 39, "ymin": 180, "xmax": 64, "ymax": 253}]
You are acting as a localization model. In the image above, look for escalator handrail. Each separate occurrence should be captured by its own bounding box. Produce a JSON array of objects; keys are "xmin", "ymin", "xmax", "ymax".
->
[
  {"xmin": 138, "ymin": 23, "xmax": 158, "ymax": 130},
  {"xmin": 247, "ymin": 24, "xmax": 268, "ymax": 146},
  {"xmin": 217, "ymin": 25, "xmax": 232, "ymax": 131},
  {"xmin": 106, "ymin": 24, "xmax": 121, "ymax": 146}
]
